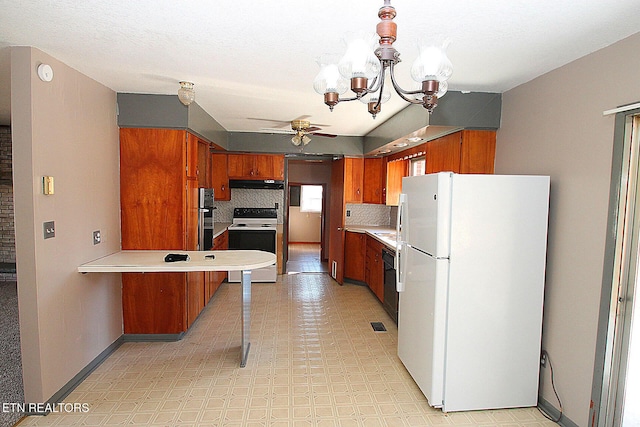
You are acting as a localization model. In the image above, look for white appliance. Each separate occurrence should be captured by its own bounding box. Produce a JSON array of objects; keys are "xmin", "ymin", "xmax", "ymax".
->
[
  {"xmin": 228, "ymin": 208, "xmax": 278, "ymax": 283},
  {"xmin": 396, "ymin": 172, "xmax": 550, "ymax": 412}
]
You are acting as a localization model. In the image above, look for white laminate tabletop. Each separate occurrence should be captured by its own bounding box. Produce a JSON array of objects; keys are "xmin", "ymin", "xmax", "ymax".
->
[{"xmin": 78, "ymin": 250, "xmax": 276, "ymax": 273}]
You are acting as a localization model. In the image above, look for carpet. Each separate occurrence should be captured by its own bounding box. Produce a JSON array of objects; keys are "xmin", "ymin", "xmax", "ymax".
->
[{"xmin": 0, "ymin": 281, "xmax": 24, "ymax": 427}]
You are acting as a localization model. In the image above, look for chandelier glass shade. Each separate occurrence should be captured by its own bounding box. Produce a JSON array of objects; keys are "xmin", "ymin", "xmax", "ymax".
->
[{"xmin": 313, "ymin": 0, "xmax": 453, "ymax": 117}]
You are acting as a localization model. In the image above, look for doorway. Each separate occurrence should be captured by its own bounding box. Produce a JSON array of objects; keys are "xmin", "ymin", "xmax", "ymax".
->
[
  {"xmin": 285, "ymin": 158, "xmax": 332, "ymax": 274},
  {"xmin": 596, "ymin": 112, "xmax": 640, "ymax": 426},
  {"xmin": 287, "ymin": 183, "xmax": 328, "ymax": 273}
]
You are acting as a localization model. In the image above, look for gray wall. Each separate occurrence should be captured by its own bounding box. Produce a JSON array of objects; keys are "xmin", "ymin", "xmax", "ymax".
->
[
  {"xmin": 495, "ymin": 31, "xmax": 640, "ymax": 426},
  {"xmin": 229, "ymin": 132, "xmax": 363, "ymax": 156},
  {"xmin": 11, "ymin": 47, "xmax": 122, "ymax": 403},
  {"xmin": 117, "ymin": 93, "xmax": 229, "ymax": 149}
]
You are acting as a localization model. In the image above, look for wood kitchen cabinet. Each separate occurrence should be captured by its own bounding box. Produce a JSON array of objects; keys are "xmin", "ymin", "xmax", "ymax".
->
[
  {"xmin": 363, "ymin": 158, "xmax": 386, "ymax": 204},
  {"xmin": 206, "ymin": 231, "xmax": 228, "ymax": 302},
  {"xmin": 386, "ymin": 159, "xmax": 408, "ymax": 206},
  {"xmin": 344, "ymin": 231, "xmax": 366, "ymax": 282},
  {"xmin": 197, "ymin": 137, "xmax": 211, "ymax": 187},
  {"xmin": 228, "ymin": 153, "xmax": 285, "ymax": 180},
  {"xmin": 344, "ymin": 157, "xmax": 364, "ymax": 203},
  {"xmin": 210, "ymin": 152, "xmax": 230, "ymax": 201},
  {"xmin": 383, "ymin": 130, "xmax": 495, "ymax": 206},
  {"xmin": 120, "ymin": 128, "xmax": 208, "ymax": 336},
  {"xmin": 365, "ymin": 236, "xmax": 385, "ymax": 302},
  {"xmin": 425, "ymin": 130, "xmax": 496, "ymax": 174}
]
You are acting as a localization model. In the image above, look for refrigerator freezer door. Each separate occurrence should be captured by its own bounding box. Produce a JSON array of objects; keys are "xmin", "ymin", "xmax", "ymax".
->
[
  {"xmin": 397, "ymin": 247, "xmax": 449, "ymax": 408},
  {"xmin": 400, "ymin": 172, "xmax": 452, "ymax": 258}
]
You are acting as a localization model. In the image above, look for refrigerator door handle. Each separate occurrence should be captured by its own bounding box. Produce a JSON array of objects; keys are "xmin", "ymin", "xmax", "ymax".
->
[
  {"xmin": 396, "ymin": 193, "xmax": 408, "ymax": 292},
  {"xmin": 396, "ymin": 242, "xmax": 406, "ymax": 292},
  {"xmin": 397, "ymin": 193, "xmax": 407, "ymax": 244}
]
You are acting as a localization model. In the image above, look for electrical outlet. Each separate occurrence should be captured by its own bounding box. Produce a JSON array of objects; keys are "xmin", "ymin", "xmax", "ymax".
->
[
  {"xmin": 346, "ymin": 210, "xmax": 351, "ymax": 217},
  {"xmin": 275, "ymin": 202, "xmax": 279, "ymax": 209},
  {"xmin": 540, "ymin": 351, "xmax": 547, "ymax": 368},
  {"xmin": 93, "ymin": 230, "xmax": 101, "ymax": 245}
]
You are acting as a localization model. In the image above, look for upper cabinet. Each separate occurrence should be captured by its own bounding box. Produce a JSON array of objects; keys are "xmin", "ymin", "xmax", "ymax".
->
[
  {"xmin": 210, "ymin": 153, "xmax": 230, "ymax": 201},
  {"xmin": 228, "ymin": 153, "xmax": 284, "ymax": 180},
  {"xmin": 426, "ymin": 130, "xmax": 496, "ymax": 174},
  {"xmin": 386, "ymin": 159, "xmax": 408, "ymax": 206},
  {"xmin": 342, "ymin": 157, "xmax": 387, "ymax": 205},
  {"xmin": 196, "ymin": 136, "xmax": 211, "ymax": 187},
  {"xmin": 363, "ymin": 158, "xmax": 386, "ymax": 204},
  {"xmin": 344, "ymin": 157, "xmax": 364, "ymax": 203},
  {"xmin": 459, "ymin": 130, "xmax": 496, "ymax": 174},
  {"xmin": 384, "ymin": 130, "xmax": 496, "ymax": 206}
]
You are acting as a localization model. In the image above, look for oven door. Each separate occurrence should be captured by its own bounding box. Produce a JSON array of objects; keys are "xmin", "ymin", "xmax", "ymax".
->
[
  {"xmin": 227, "ymin": 228, "xmax": 278, "ymax": 283},
  {"xmin": 228, "ymin": 229, "xmax": 276, "ymax": 253}
]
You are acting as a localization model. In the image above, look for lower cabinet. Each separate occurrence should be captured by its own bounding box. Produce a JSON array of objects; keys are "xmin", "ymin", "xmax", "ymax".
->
[
  {"xmin": 343, "ymin": 231, "xmax": 386, "ymax": 303},
  {"xmin": 344, "ymin": 231, "xmax": 366, "ymax": 282},
  {"xmin": 122, "ymin": 272, "xmax": 188, "ymax": 335},
  {"xmin": 187, "ymin": 271, "xmax": 205, "ymax": 328},
  {"xmin": 206, "ymin": 231, "xmax": 228, "ymax": 301},
  {"xmin": 122, "ymin": 230, "xmax": 229, "ymax": 336},
  {"xmin": 366, "ymin": 236, "xmax": 385, "ymax": 302}
]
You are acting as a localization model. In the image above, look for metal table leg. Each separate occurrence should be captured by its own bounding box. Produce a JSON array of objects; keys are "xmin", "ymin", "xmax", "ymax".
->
[{"xmin": 240, "ymin": 269, "xmax": 251, "ymax": 367}]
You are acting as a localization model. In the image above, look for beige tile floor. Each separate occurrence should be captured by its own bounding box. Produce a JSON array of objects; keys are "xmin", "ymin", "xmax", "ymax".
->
[
  {"xmin": 286, "ymin": 244, "xmax": 328, "ymax": 274},
  {"xmin": 18, "ymin": 273, "xmax": 556, "ymax": 426}
]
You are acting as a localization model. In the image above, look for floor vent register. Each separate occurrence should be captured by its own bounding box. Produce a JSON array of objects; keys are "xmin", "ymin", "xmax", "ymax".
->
[{"xmin": 370, "ymin": 322, "xmax": 387, "ymax": 332}]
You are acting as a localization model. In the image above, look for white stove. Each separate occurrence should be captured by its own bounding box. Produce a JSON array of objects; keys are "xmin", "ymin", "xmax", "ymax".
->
[{"xmin": 227, "ymin": 208, "xmax": 278, "ymax": 283}]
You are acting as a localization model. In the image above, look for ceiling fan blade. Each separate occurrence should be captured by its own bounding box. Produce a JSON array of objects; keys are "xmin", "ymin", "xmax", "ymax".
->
[
  {"xmin": 259, "ymin": 127, "xmax": 295, "ymax": 134},
  {"xmin": 247, "ymin": 117, "xmax": 291, "ymax": 128},
  {"xmin": 310, "ymin": 132, "xmax": 337, "ymax": 138},
  {"xmin": 305, "ymin": 126, "xmax": 322, "ymax": 132}
]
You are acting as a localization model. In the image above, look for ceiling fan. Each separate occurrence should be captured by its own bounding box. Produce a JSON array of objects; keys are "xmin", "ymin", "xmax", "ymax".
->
[{"xmin": 250, "ymin": 116, "xmax": 337, "ymax": 146}]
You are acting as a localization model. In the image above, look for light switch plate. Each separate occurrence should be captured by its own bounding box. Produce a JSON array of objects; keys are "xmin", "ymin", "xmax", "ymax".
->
[{"xmin": 43, "ymin": 221, "xmax": 55, "ymax": 239}]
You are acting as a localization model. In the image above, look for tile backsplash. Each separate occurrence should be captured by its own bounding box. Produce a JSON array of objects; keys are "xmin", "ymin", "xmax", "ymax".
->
[
  {"xmin": 214, "ymin": 189, "xmax": 392, "ymax": 228},
  {"xmin": 215, "ymin": 189, "xmax": 285, "ymax": 223},
  {"xmin": 345, "ymin": 203, "xmax": 391, "ymax": 226}
]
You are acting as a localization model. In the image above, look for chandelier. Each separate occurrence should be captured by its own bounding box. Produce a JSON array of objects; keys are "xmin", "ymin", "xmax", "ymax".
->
[{"xmin": 313, "ymin": 0, "xmax": 452, "ymax": 118}]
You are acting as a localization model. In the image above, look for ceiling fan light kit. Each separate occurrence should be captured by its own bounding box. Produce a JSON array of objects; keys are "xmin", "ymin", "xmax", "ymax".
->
[
  {"xmin": 313, "ymin": 0, "xmax": 453, "ymax": 118},
  {"xmin": 177, "ymin": 81, "xmax": 195, "ymax": 106}
]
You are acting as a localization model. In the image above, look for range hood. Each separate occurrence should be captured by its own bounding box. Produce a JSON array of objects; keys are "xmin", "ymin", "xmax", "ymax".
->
[{"xmin": 229, "ymin": 179, "xmax": 284, "ymax": 190}]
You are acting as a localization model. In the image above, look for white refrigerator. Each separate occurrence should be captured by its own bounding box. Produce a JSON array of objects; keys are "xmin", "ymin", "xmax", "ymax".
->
[{"xmin": 396, "ymin": 172, "xmax": 550, "ymax": 412}]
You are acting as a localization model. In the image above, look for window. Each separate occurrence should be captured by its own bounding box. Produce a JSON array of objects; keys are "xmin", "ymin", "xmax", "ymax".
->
[
  {"xmin": 410, "ymin": 156, "xmax": 426, "ymax": 176},
  {"xmin": 300, "ymin": 185, "xmax": 323, "ymax": 213}
]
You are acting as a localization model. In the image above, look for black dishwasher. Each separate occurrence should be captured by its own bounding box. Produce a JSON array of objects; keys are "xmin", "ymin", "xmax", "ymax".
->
[{"xmin": 382, "ymin": 248, "xmax": 398, "ymax": 324}]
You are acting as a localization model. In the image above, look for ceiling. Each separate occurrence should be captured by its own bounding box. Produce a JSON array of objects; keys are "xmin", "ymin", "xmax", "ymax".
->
[{"xmin": 0, "ymin": 0, "xmax": 639, "ymax": 136}]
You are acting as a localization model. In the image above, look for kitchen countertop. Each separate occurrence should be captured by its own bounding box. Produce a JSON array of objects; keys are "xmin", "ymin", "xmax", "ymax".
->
[
  {"xmin": 77, "ymin": 250, "xmax": 276, "ymax": 273},
  {"xmin": 344, "ymin": 225, "xmax": 397, "ymax": 250},
  {"xmin": 77, "ymin": 249, "xmax": 275, "ymax": 368},
  {"xmin": 214, "ymin": 222, "xmax": 396, "ymax": 250},
  {"xmin": 212, "ymin": 222, "xmax": 232, "ymax": 238}
]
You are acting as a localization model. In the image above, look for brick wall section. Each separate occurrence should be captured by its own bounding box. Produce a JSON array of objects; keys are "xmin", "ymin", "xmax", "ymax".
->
[{"xmin": 0, "ymin": 126, "xmax": 16, "ymax": 280}]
